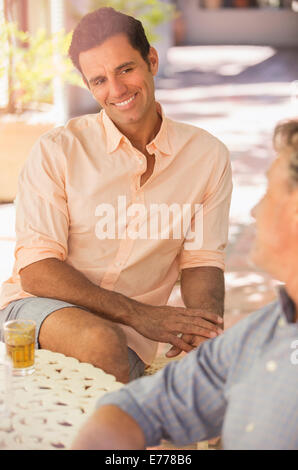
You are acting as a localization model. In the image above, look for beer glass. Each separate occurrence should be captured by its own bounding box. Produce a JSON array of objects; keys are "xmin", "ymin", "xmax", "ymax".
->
[{"xmin": 3, "ymin": 320, "xmax": 36, "ymax": 376}]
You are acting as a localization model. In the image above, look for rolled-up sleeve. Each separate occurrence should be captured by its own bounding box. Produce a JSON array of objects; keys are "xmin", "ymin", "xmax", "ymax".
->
[
  {"xmin": 14, "ymin": 133, "xmax": 69, "ymax": 274},
  {"xmin": 179, "ymin": 142, "xmax": 232, "ymax": 271}
]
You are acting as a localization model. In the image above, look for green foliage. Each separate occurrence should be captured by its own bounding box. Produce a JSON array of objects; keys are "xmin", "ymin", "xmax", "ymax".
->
[
  {"xmin": 0, "ymin": 22, "xmax": 82, "ymax": 112},
  {"xmin": 83, "ymin": 0, "xmax": 175, "ymax": 44}
]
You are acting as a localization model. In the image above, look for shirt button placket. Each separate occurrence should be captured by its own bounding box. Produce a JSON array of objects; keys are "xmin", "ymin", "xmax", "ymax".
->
[
  {"xmin": 245, "ymin": 423, "xmax": 255, "ymax": 433},
  {"xmin": 266, "ymin": 360, "xmax": 277, "ymax": 372},
  {"xmin": 278, "ymin": 317, "xmax": 286, "ymax": 328}
]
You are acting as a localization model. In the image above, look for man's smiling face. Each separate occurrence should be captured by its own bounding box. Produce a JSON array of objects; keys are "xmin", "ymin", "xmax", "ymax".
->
[{"xmin": 79, "ymin": 33, "xmax": 159, "ymax": 132}]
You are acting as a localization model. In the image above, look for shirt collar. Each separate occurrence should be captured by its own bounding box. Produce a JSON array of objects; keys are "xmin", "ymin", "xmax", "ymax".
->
[
  {"xmin": 101, "ymin": 109, "xmax": 125, "ymax": 154},
  {"xmin": 147, "ymin": 103, "xmax": 171, "ymax": 156},
  {"xmin": 100, "ymin": 102, "xmax": 172, "ymax": 156},
  {"xmin": 278, "ymin": 286, "xmax": 296, "ymax": 323}
]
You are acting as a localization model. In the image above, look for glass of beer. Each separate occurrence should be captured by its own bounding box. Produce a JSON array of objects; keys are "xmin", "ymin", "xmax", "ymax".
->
[{"xmin": 3, "ymin": 320, "xmax": 36, "ymax": 376}]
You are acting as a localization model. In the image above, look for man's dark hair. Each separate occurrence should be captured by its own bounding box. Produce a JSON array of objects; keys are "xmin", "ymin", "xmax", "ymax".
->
[{"xmin": 69, "ymin": 7, "xmax": 151, "ymax": 77}]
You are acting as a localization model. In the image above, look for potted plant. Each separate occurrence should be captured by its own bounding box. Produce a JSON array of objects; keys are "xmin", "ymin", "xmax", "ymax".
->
[
  {"xmin": 0, "ymin": 21, "xmax": 82, "ymax": 202},
  {"xmin": 0, "ymin": 1, "xmax": 176, "ymax": 202}
]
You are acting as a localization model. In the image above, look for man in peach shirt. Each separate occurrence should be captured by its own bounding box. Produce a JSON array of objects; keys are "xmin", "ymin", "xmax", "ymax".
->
[{"xmin": 0, "ymin": 8, "xmax": 232, "ymax": 383}]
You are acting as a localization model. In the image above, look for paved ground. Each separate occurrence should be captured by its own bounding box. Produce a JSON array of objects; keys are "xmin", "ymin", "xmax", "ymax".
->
[
  {"xmin": 159, "ymin": 45, "xmax": 298, "ymax": 329},
  {"xmin": 0, "ymin": 44, "xmax": 297, "ymax": 449}
]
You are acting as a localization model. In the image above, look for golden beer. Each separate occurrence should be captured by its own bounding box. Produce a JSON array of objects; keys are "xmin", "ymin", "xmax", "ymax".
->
[{"xmin": 4, "ymin": 320, "xmax": 36, "ymax": 375}]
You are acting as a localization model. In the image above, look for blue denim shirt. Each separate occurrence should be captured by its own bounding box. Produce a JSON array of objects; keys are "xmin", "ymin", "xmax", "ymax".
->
[{"xmin": 96, "ymin": 288, "xmax": 298, "ymax": 450}]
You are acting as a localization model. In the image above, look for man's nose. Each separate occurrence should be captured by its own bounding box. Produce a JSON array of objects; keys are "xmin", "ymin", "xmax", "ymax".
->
[{"xmin": 109, "ymin": 77, "xmax": 127, "ymax": 98}]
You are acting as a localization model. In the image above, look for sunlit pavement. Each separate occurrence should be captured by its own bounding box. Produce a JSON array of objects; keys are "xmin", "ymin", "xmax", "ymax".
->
[
  {"xmin": 159, "ymin": 45, "xmax": 298, "ymax": 328},
  {"xmin": 1, "ymin": 45, "xmax": 298, "ymax": 325}
]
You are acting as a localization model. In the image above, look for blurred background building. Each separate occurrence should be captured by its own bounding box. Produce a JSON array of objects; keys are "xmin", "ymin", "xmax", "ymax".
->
[{"xmin": 176, "ymin": 0, "xmax": 298, "ymax": 47}]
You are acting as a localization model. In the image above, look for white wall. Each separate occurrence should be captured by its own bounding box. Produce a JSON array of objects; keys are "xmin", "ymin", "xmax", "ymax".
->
[{"xmin": 178, "ymin": 1, "xmax": 298, "ymax": 46}]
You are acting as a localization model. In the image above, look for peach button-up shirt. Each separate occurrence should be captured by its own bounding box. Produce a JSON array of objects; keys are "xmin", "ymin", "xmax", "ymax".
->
[{"xmin": 0, "ymin": 105, "xmax": 232, "ymax": 364}]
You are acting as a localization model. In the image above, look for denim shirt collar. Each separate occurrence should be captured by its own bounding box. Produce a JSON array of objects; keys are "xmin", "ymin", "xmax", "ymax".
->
[{"xmin": 279, "ymin": 286, "xmax": 296, "ymax": 323}]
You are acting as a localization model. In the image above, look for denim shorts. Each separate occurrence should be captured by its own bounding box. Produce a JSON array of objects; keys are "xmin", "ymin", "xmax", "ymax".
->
[{"xmin": 0, "ymin": 297, "xmax": 145, "ymax": 381}]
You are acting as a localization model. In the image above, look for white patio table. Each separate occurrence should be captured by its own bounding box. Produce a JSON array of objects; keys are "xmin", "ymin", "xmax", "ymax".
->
[
  {"xmin": 0, "ymin": 343, "xmax": 210, "ymax": 451},
  {"xmin": 0, "ymin": 342, "xmax": 123, "ymax": 450}
]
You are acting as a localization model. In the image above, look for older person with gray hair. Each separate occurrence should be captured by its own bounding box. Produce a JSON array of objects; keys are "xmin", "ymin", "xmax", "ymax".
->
[{"xmin": 72, "ymin": 119, "xmax": 298, "ymax": 450}]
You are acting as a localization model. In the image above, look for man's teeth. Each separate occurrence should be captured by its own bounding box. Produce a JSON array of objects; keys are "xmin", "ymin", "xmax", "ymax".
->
[{"xmin": 114, "ymin": 94, "xmax": 136, "ymax": 107}]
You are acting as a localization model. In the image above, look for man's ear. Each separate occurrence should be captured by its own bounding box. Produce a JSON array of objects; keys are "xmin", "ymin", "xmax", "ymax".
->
[{"xmin": 148, "ymin": 47, "xmax": 159, "ymax": 76}]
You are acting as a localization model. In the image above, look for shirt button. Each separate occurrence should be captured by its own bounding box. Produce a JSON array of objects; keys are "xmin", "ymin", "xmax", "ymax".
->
[
  {"xmin": 245, "ymin": 423, "xmax": 255, "ymax": 433},
  {"xmin": 266, "ymin": 360, "xmax": 277, "ymax": 372},
  {"xmin": 278, "ymin": 317, "xmax": 286, "ymax": 328}
]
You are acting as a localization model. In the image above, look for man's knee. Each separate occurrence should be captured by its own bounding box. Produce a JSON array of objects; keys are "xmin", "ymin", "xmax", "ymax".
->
[
  {"xmin": 85, "ymin": 319, "xmax": 128, "ymax": 360},
  {"xmin": 40, "ymin": 307, "xmax": 125, "ymax": 348},
  {"xmin": 39, "ymin": 307, "xmax": 130, "ymax": 382},
  {"xmin": 83, "ymin": 320, "xmax": 130, "ymax": 382},
  {"xmin": 87, "ymin": 318, "xmax": 126, "ymax": 347}
]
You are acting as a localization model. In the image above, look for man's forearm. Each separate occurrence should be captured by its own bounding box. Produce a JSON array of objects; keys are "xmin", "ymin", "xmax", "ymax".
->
[
  {"xmin": 165, "ymin": 266, "xmax": 224, "ymax": 358},
  {"xmin": 181, "ymin": 266, "xmax": 225, "ymax": 317},
  {"xmin": 71, "ymin": 405, "xmax": 146, "ymax": 450},
  {"xmin": 20, "ymin": 258, "xmax": 137, "ymax": 326},
  {"xmin": 20, "ymin": 259, "xmax": 224, "ymax": 353}
]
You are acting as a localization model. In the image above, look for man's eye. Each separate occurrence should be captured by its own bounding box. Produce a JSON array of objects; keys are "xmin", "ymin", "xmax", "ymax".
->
[
  {"xmin": 93, "ymin": 79, "xmax": 105, "ymax": 86},
  {"xmin": 122, "ymin": 68, "xmax": 133, "ymax": 74}
]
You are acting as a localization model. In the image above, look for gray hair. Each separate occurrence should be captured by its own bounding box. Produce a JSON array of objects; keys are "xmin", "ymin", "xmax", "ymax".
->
[{"xmin": 273, "ymin": 119, "xmax": 298, "ymax": 187}]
